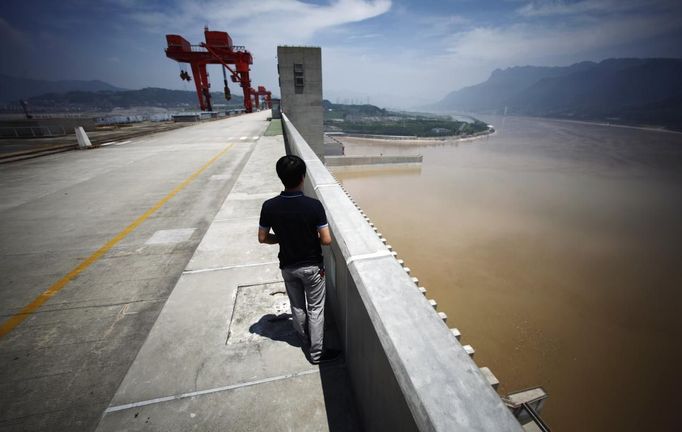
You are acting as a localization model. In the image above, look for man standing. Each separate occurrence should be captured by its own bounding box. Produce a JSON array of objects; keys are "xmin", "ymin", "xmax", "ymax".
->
[{"xmin": 258, "ymin": 155, "xmax": 339, "ymax": 364}]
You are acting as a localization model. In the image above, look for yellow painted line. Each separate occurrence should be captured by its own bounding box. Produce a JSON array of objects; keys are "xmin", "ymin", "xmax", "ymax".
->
[{"xmin": 0, "ymin": 144, "xmax": 234, "ymax": 339}]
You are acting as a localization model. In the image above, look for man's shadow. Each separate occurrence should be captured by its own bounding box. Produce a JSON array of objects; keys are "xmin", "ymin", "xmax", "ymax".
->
[
  {"xmin": 248, "ymin": 312, "xmax": 362, "ymax": 430},
  {"xmin": 248, "ymin": 313, "xmax": 302, "ymax": 348}
]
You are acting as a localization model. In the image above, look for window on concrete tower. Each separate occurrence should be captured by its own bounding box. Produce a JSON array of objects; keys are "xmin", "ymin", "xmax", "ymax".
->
[{"xmin": 294, "ymin": 63, "xmax": 304, "ymax": 93}]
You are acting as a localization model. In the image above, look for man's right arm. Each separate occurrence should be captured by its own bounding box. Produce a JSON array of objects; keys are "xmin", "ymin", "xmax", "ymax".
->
[
  {"xmin": 258, "ymin": 227, "xmax": 278, "ymax": 244},
  {"xmin": 258, "ymin": 202, "xmax": 277, "ymax": 245},
  {"xmin": 318, "ymin": 226, "xmax": 332, "ymax": 246},
  {"xmin": 315, "ymin": 200, "xmax": 332, "ymax": 245}
]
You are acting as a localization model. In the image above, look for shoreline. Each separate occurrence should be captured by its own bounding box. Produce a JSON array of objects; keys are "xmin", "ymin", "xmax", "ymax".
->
[
  {"xmin": 535, "ymin": 116, "xmax": 682, "ymax": 135},
  {"xmin": 330, "ymin": 127, "xmax": 496, "ymax": 146},
  {"xmin": 443, "ymin": 111, "xmax": 682, "ymax": 135}
]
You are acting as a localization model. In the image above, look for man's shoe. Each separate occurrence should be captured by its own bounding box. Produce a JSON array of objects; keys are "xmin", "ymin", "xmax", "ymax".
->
[{"xmin": 311, "ymin": 349, "xmax": 342, "ymax": 365}]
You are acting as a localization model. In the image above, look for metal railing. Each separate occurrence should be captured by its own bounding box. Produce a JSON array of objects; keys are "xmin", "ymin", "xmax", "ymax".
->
[{"xmin": 521, "ymin": 403, "xmax": 552, "ymax": 432}]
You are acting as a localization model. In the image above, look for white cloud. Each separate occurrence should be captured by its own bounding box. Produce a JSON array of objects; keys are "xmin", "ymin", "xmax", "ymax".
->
[
  {"xmin": 126, "ymin": 0, "xmax": 392, "ymax": 101},
  {"xmin": 413, "ymin": 14, "xmax": 471, "ymax": 39},
  {"xmin": 445, "ymin": 13, "xmax": 681, "ymax": 63},
  {"xmin": 128, "ymin": 0, "xmax": 391, "ymax": 41},
  {"xmin": 124, "ymin": 0, "xmax": 391, "ymax": 88},
  {"xmin": 517, "ymin": 0, "xmax": 678, "ymax": 17}
]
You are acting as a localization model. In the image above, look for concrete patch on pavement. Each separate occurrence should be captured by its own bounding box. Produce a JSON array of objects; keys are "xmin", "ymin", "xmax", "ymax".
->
[
  {"xmin": 226, "ymin": 281, "xmax": 294, "ymax": 345},
  {"xmin": 145, "ymin": 228, "xmax": 196, "ymax": 245}
]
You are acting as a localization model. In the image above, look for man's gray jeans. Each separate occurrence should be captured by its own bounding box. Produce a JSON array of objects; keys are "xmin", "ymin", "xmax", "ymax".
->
[{"xmin": 281, "ymin": 265, "xmax": 325, "ymax": 361}]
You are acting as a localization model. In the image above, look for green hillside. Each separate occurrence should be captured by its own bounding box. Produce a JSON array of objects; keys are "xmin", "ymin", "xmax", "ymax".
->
[{"xmin": 324, "ymin": 100, "xmax": 488, "ymax": 137}]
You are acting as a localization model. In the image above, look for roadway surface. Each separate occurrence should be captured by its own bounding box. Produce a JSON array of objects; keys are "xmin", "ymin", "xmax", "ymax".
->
[{"xmin": 0, "ymin": 112, "xmax": 269, "ymax": 430}]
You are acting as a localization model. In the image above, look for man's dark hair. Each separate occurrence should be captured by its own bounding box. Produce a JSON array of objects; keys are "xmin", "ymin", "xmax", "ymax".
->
[{"xmin": 276, "ymin": 155, "xmax": 306, "ymax": 189}]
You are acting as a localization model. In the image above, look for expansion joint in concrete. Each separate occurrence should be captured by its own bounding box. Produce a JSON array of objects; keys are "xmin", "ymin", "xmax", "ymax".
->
[
  {"xmin": 104, "ymin": 368, "xmax": 327, "ymax": 413},
  {"xmin": 182, "ymin": 261, "xmax": 279, "ymax": 275},
  {"xmin": 345, "ymin": 250, "xmax": 393, "ymax": 266},
  {"xmin": 313, "ymin": 183, "xmax": 339, "ymax": 191}
]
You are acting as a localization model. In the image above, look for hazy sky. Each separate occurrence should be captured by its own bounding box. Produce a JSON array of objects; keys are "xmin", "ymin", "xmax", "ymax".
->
[{"xmin": 2, "ymin": 0, "xmax": 681, "ymax": 108}]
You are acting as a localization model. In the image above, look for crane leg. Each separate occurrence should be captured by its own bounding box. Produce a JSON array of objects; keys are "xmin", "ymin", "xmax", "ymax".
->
[
  {"xmin": 237, "ymin": 62, "xmax": 252, "ymax": 113},
  {"xmin": 190, "ymin": 63, "xmax": 207, "ymax": 111},
  {"xmin": 198, "ymin": 64, "xmax": 212, "ymax": 112}
]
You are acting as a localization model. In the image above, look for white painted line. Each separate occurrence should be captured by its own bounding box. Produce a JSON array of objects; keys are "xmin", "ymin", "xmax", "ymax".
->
[
  {"xmin": 183, "ymin": 261, "xmax": 279, "ymax": 274},
  {"xmin": 100, "ymin": 141, "xmax": 118, "ymax": 146},
  {"xmin": 114, "ymin": 140, "xmax": 132, "ymax": 146},
  {"xmin": 104, "ymin": 368, "xmax": 323, "ymax": 413},
  {"xmin": 252, "ymin": 136, "xmax": 259, "ymax": 140},
  {"xmin": 210, "ymin": 174, "xmax": 231, "ymax": 181},
  {"xmin": 145, "ymin": 228, "xmax": 196, "ymax": 245},
  {"xmin": 240, "ymin": 136, "xmax": 247, "ymax": 140}
]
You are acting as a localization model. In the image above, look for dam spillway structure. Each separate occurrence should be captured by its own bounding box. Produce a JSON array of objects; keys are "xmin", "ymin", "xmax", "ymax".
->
[{"xmin": 277, "ymin": 45, "xmax": 551, "ymax": 431}]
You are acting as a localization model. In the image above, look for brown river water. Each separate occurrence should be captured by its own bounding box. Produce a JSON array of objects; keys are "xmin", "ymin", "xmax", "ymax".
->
[{"xmin": 332, "ymin": 115, "xmax": 682, "ymax": 431}]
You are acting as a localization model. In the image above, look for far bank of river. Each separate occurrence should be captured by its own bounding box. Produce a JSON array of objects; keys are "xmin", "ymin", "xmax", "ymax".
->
[
  {"xmin": 332, "ymin": 114, "xmax": 682, "ymax": 431},
  {"xmin": 336, "ymin": 125, "xmax": 495, "ymax": 144}
]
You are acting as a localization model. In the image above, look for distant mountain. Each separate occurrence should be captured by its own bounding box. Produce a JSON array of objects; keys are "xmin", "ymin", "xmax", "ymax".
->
[
  {"xmin": 0, "ymin": 74, "xmax": 127, "ymax": 102},
  {"xmin": 433, "ymin": 58, "xmax": 682, "ymax": 129},
  {"xmin": 23, "ymin": 87, "xmax": 244, "ymax": 111}
]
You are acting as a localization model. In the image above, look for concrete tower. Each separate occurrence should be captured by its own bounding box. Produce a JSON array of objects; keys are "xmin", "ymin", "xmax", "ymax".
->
[{"xmin": 277, "ymin": 46, "xmax": 324, "ymax": 160}]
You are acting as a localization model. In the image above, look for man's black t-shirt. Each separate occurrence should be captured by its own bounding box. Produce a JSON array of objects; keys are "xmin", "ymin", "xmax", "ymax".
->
[{"xmin": 259, "ymin": 191, "xmax": 328, "ymax": 269}]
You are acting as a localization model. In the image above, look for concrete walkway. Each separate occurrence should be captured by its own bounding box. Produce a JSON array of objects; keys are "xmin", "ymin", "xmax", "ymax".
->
[{"xmin": 96, "ymin": 133, "xmax": 360, "ymax": 431}]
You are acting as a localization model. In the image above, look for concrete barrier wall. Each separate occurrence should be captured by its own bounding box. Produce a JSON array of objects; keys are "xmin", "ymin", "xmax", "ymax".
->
[
  {"xmin": 282, "ymin": 114, "xmax": 523, "ymax": 432},
  {"xmin": 325, "ymin": 155, "xmax": 423, "ymax": 167}
]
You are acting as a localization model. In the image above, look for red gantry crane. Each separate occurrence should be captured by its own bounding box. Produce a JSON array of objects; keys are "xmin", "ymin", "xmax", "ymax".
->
[
  {"xmin": 165, "ymin": 27, "xmax": 255, "ymax": 113},
  {"xmin": 253, "ymin": 86, "xmax": 273, "ymax": 110}
]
